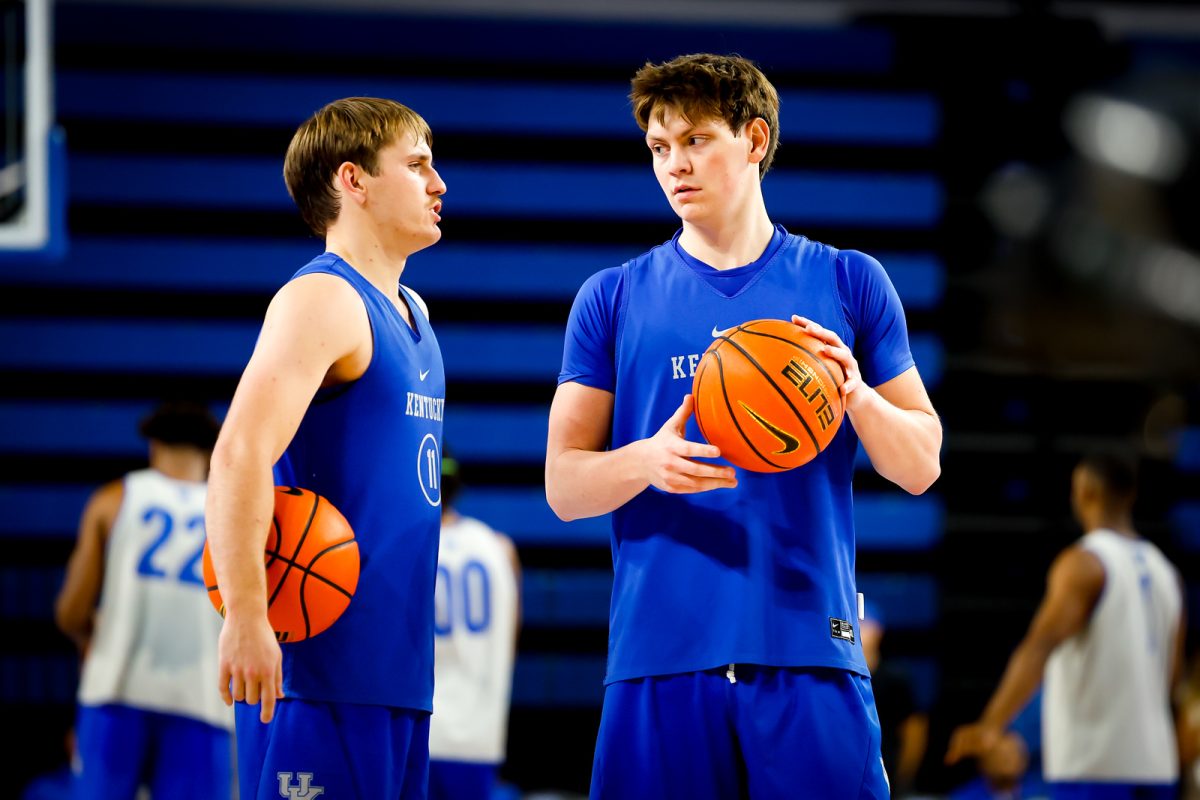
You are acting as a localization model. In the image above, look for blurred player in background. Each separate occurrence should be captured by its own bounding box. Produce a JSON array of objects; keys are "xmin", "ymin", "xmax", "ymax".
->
[
  {"xmin": 947, "ymin": 451, "xmax": 1186, "ymax": 799},
  {"xmin": 55, "ymin": 401, "xmax": 231, "ymax": 800},
  {"xmin": 428, "ymin": 449, "xmax": 521, "ymax": 800},
  {"xmin": 861, "ymin": 609, "xmax": 928, "ymax": 796}
]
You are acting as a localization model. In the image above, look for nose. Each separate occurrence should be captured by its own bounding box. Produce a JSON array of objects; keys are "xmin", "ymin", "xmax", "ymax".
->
[
  {"xmin": 429, "ymin": 168, "xmax": 447, "ymax": 196},
  {"xmin": 666, "ymin": 147, "xmax": 690, "ymax": 176}
]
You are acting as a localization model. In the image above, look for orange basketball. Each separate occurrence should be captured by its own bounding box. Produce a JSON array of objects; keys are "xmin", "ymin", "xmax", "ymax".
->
[
  {"xmin": 202, "ymin": 486, "xmax": 359, "ymax": 642},
  {"xmin": 693, "ymin": 318, "xmax": 846, "ymax": 473}
]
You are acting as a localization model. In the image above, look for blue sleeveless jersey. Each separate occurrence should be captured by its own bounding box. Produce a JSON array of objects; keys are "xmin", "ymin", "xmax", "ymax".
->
[
  {"xmin": 273, "ymin": 253, "xmax": 445, "ymax": 711},
  {"xmin": 560, "ymin": 226, "xmax": 914, "ymax": 683}
]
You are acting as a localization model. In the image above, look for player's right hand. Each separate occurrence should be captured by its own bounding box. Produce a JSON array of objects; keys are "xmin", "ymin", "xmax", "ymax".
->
[
  {"xmin": 944, "ymin": 721, "xmax": 1002, "ymax": 765},
  {"xmin": 640, "ymin": 394, "xmax": 738, "ymax": 494},
  {"xmin": 218, "ymin": 611, "xmax": 284, "ymax": 724}
]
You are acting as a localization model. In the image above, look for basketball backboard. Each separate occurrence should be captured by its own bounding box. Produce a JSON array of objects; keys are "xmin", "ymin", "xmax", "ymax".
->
[{"xmin": 0, "ymin": 0, "xmax": 64, "ymax": 259}]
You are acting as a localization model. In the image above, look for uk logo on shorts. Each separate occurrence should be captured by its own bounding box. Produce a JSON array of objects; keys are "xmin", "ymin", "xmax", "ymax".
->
[{"xmin": 277, "ymin": 772, "xmax": 324, "ymax": 799}]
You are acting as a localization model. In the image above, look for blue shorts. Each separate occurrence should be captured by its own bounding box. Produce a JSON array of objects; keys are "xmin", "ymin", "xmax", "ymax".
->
[
  {"xmin": 591, "ymin": 665, "xmax": 889, "ymax": 800},
  {"xmin": 1051, "ymin": 782, "xmax": 1178, "ymax": 800},
  {"xmin": 74, "ymin": 703, "xmax": 232, "ymax": 800},
  {"xmin": 235, "ymin": 698, "xmax": 430, "ymax": 800},
  {"xmin": 427, "ymin": 760, "xmax": 497, "ymax": 800}
]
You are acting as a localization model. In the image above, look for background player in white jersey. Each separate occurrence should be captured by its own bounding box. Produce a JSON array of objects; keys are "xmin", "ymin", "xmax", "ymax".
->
[
  {"xmin": 55, "ymin": 402, "xmax": 232, "ymax": 800},
  {"xmin": 428, "ymin": 449, "xmax": 521, "ymax": 800},
  {"xmin": 947, "ymin": 451, "xmax": 1186, "ymax": 800}
]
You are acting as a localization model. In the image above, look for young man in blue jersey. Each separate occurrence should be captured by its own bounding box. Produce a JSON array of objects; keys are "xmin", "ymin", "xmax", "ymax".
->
[
  {"xmin": 546, "ymin": 54, "xmax": 942, "ymax": 798},
  {"xmin": 207, "ymin": 97, "xmax": 447, "ymax": 799}
]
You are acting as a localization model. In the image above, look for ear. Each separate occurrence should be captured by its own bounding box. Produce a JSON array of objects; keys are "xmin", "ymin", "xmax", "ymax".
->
[
  {"xmin": 1077, "ymin": 471, "xmax": 1102, "ymax": 506},
  {"xmin": 745, "ymin": 117, "xmax": 771, "ymax": 165},
  {"xmin": 333, "ymin": 161, "xmax": 368, "ymax": 207}
]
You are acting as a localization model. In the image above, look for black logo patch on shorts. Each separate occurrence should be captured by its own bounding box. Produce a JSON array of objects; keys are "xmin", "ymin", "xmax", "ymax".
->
[{"xmin": 829, "ymin": 617, "xmax": 855, "ymax": 643}]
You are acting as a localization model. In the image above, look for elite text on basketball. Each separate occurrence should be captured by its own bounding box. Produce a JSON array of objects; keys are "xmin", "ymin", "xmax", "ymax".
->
[{"xmin": 781, "ymin": 359, "xmax": 836, "ymax": 430}]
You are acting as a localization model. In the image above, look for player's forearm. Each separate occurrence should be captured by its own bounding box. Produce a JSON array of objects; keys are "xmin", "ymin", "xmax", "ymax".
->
[
  {"xmin": 546, "ymin": 441, "xmax": 650, "ymax": 521},
  {"xmin": 205, "ymin": 435, "xmax": 275, "ymax": 618},
  {"xmin": 55, "ymin": 543, "xmax": 103, "ymax": 649},
  {"xmin": 54, "ymin": 599, "xmax": 93, "ymax": 649},
  {"xmin": 54, "ymin": 562, "xmax": 97, "ymax": 645},
  {"xmin": 979, "ymin": 638, "xmax": 1051, "ymax": 730},
  {"xmin": 849, "ymin": 387, "xmax": 942, "ymax": 494},
  {"xmin": 897, "ymin": 714, "xmax": 929, "ymax": 790}
]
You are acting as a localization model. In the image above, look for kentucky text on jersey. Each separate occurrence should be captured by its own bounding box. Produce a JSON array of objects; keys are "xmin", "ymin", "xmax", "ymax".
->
[
  {"xmin": 670, "ymin": 353, "xmax": 703, "ymax": 379},
  {"xmin": 406, "ymin": 392, "xmax": 445, "ymax": 422}
]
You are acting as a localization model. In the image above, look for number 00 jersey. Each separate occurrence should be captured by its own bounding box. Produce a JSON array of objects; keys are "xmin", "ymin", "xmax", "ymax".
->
[
  {"xmin": 1043, "ymin": 529, "xmax": 1182, "ymax": 783},
  {"xmin": 77, "ymin": 468, "xmax": 232, "ymax": 730},
  {"xmin": 429, "ymin": 515, "xmax": 518, "ymax": 764}
]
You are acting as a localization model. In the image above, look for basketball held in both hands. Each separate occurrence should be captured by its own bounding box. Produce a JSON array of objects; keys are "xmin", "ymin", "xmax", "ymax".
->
[
  {"xmin": 202, "ymin": 486, "xmax": 360, "ymax": 643},
  {"xmin": 692, "ymin": 318, "xmax": 846, "ymax": 473}
]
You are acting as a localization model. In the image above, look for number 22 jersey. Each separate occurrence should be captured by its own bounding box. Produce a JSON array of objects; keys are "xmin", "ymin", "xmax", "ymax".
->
[{"xmin": 78, "ymin": 468, "xmax": 232, "ymax": 730}]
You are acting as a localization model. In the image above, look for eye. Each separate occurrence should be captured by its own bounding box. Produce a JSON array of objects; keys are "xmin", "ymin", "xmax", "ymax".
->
[
  {"xmin": 689, "ymin": 136, "xmax": 707, "ymax": 146},
  {"xmin": 649, "ymin": 144, "xmax": 666, "ymax": 156}
]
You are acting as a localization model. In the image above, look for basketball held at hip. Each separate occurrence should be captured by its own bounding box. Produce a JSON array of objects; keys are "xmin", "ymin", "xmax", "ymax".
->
[{"xmin": 202, "ymin": 486, "xmax": 360, "ymax": 643}]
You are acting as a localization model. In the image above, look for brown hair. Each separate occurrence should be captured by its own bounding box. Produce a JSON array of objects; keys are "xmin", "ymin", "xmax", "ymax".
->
[
  {"xmin": 139, "ymin": 401, "xmax": 221, "ymax": 451},
  {"xmin": 283, "ymin": 97, "xmax": 432, "ymax": 236},
  {"xmin": 630, "ymin": 53, "xmax": 780, "ymax": 178}
]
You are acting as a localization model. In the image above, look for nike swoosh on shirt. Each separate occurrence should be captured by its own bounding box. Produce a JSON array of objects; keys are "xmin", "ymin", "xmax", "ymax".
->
[
  {"xmin": 739, "ymin": 402, "xmax": 801, "ymax": 455},
  {"xmin": 711, "ymin": 325, "xmax": 726, "ymax": 337},
  {"xmin": 419, "ymin": 369, "xmax": 430, "ymax": 381}
]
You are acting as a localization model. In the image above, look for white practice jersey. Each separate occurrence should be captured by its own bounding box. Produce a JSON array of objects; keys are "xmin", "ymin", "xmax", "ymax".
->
[
  {"xmin": 429, "ymin": 515, "xmax": 518, "ymax": 764},
  {"xmin": 1043, "ymin": 529, "xmax": 1181, "ymax": 782},
  {"xmin": 77, "ymin": 469, "xmax": 232, "ymax": 730}
]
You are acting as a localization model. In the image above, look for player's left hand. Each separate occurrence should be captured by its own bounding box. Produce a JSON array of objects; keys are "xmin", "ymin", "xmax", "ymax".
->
[
  {"xmin": 944, "ymin": 721, "xmax": 1003, "ymax": 765},
  {"xmin": 791, "ymin": 315, "xmax": 868, "ymax": 411}
]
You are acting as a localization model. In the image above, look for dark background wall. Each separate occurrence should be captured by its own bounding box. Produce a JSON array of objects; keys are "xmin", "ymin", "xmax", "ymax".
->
[{"xmin": 2, "ymin": 1, "xmax": 1199, "ymax": 794}]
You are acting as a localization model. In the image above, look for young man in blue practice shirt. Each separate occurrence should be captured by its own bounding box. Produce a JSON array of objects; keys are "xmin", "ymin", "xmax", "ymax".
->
[{"xmin": 546, "ymin": 54, "xmax": 942, "ymax": 799}]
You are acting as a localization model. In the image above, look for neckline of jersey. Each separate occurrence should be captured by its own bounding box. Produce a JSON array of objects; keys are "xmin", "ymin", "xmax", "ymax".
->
[
  {"xmin": 321, "ymin": 252, "xmax": 423, "ymax": 343},
  {"xmin": 670, "ymin": 223, "xmax": 792, "ymax": 299}
]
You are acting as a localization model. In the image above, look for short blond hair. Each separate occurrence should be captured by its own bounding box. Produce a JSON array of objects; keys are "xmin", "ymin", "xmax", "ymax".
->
[
  {"xmin": 284, "ymin": 97, "xmax": 432, "ymax": 236},
  {"xmin": 630, "ymin": 54, "xmax": 780, "ymax": 178}
]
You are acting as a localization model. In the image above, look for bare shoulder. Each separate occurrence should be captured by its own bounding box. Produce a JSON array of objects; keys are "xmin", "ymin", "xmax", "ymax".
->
[
  {"xmin": 257, "ymin": 273, "xmax": 371, "ymax": 368},
  {"xmin": 84, "ymin": 479, "xmax": 125, "ymax": 539},
  {"xmin": 90, "ymin": 479, "xmax": 125, "ymax": 516},
  {"xmin": 1050, "ymin": 544, "xmax": 1106, "ymax": 590},
  {"xmin": 270, "ymin": 272, "xmax": 365, "ymax": 323}
]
